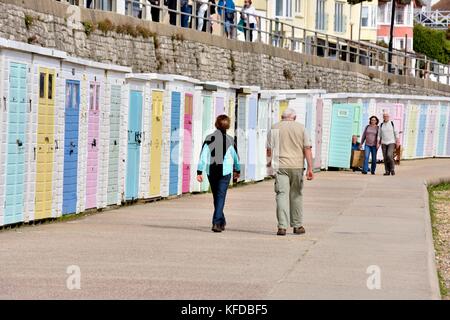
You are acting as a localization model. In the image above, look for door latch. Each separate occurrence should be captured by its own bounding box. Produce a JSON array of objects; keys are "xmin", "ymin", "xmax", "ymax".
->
[
  {"xmin": 92, "ymin": 138, "xmax": 97, "ymax": 147},
  {"xmin": 16, "ymin": 139, "xmax": 23, "ymax": 147}
]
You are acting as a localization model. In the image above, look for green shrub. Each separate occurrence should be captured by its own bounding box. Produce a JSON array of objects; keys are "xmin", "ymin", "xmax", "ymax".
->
[
  {"xmin": 82, "ymin": 21, "xmax": 96, "ymax": 36},
  {"xmin": 24, "ymin": 14, "xmax": 34, "ymax": 30},
  {"xmin": 413, "ymin": 24, "xmax": 450, "ymax": 64}
]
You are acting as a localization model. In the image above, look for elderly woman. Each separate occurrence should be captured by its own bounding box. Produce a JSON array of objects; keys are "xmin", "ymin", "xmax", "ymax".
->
[
  {"xmin": 360, "ymin": 116, "xmax": 380, "ymax": 175},
  {"xmin": 197, "ymin": 115, "xmax": 240, "ymax": 232}
]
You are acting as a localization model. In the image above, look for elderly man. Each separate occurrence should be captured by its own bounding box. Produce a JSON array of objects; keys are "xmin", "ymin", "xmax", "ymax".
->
[
  {"xmin": 379, "ymin": 113, "xmax": 399, "ymax": 176},
  {"xmin": 266, "ymin": 108, "xmax": 314, "ymax": 236}
]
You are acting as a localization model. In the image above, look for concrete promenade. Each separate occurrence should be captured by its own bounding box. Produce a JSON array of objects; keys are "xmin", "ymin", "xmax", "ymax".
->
[{"xmin": 0, "ymin": 159, "xmax": 448, "ymax": 299}]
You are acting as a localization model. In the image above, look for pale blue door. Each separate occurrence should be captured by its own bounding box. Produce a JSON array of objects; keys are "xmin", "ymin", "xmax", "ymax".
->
[
  {"xmin": 125, "ymin": 90, "xmax": 143, "ymax": 200},
  {"xmin": 169, "ymin": 91, "xmax": 181, "ymax": 195},
  {"xmin": 328, "ymin": 104, "xmax": 354, "ymax": 169},
  {"xmin": 247, "ymin": 97, "xmax": 257, "ymax": 180},
  {"xmin": 4, "ymin": 62, "xmax": 27, "ymax": 225},
  {"xmin": 416, "ymin": 104, "xmax": 427, "ymax": 157},
  {"xmin": 62, "ymin": 80, "xmax": 80, "ymax": 215},
  {"xmin": 437, "ymin": 105, "xmax": 448, "ymax": 156},
  {"xmin": 361, "ymin": 100, "xmax": 370, "ymax": 138},
  {"xmin": 237, "ymin": 96, "xmax": 247, "ymax": 180},
  {"xmin": 107, "ymin": 85, "xmax": 121, "ymax": 205}
]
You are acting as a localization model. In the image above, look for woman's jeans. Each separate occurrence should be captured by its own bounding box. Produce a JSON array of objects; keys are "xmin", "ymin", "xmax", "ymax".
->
[
  {"xmin": 363, "ymin": 145, "xmax": 377, "ymax": 174},
  {"xmin": 207, "ymin": 173, "xmax": 231, "ymax": 226},
  {"xmin": 244, "ymin": 22, "xmax": 255, "ymax": 41}
]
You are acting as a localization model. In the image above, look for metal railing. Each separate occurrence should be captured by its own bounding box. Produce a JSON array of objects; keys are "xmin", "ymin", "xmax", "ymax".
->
[
  {"xmin": 414, "ymin": 9, "xmax": 450, "ymax": 30},
  {"xmin": 67, "ymin": 0, "xmax": 450, "ymax": 85}
]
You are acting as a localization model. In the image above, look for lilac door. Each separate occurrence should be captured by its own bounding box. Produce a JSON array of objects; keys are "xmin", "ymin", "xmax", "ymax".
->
[
  {"xmin": 215, "ymin": 96, "xmax": 225, "ymax": 117},
  {"xmin": 314, "ymin": 98, "xmax": 323, "ymax": 170},
  {"xmin": 86, "ymin": 83, "xmax": 100, "ymax": 209},
  {"xmin": 425, "ymin": 105, "xmax": 437, "ymax": 157}
]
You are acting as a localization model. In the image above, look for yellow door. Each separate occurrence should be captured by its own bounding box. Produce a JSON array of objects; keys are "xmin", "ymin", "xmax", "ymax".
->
[
  {"xmin": 150, "ymin": 91, "xmax": 163, "ymax": 197},
  {"xmin": 35, "ymin": 68, "xmax": 55, "ymax": 220},
  {"xmin": 279, "ymin": 100, "xmax": 288, "ymax": 120}
]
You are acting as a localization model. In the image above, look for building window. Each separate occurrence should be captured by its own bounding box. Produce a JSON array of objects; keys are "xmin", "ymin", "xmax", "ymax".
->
[
  {"xmin": 276, "ymin": 0, "xmax": 293, "ymax": 18},
  {"xmin": 334, "ymin": 2, "xmax": 344, "ymax": 33},
  {"xmin": 377, "ymin": 2, "xmax": 391, "ymax": 24},
  {"xmin": 316, "ymin": 0, "xmax": 327, "ymax": 31},
  {"xmin": 361, "ymin": 6, "xmax": 369, "ymax": 27},
  {"xmin": 395, "ymin": 6, "xmax": 405, "ymax": 25},
  {"xmin": 371, "ymin": 6, "xmax": 377, "ymax": 27},
  {"xmin": 294, "ymin": 0, "xmax": 301, "ymax": 14}
]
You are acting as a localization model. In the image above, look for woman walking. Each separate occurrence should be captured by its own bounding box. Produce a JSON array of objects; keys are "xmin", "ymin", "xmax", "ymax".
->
[
  {"xmin": 360, "ymin": 116, "xmax": 380, "ymax": 175},
  {"xmin": 197, "ymin": 115, "xmax": 240, "ymax": 232}
]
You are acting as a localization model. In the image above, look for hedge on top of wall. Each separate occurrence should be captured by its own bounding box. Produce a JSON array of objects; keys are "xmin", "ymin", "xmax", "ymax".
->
[{"xmin": 413, "ymin": 24, "xmax": 450, "ymax": 64}]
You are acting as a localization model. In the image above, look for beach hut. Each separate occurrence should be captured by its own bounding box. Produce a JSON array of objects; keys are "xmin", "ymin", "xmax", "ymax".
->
[
  {"xmin": 437, "ymin": 103, "xmax": 449, "ymax": 157},
  {"xmin": 0, "ymin": 39, "xmax": 43, "ymax": 226}
]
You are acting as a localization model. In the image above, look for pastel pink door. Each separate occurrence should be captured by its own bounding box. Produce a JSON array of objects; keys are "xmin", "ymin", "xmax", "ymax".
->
[
  {"xmin": 215, "ymin": 96, "xmax": 225, "ymax": 117},
  {"xmin": 86, "ymin": 83, "xmax": 100, "ymax": 209},
  {"xmin": 425, "ymin": 105, "xmax": 438, "ymax": 157},
  {"xmin": 182, "ymin": 94, "xmax": 193, "ymax": 193},
  {"xmin": 314, "ymin": 98, "xmax": 323, "ymax": 170}
]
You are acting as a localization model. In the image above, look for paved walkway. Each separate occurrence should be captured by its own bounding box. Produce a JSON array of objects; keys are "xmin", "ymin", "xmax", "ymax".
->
[{"xmin": 0, "ymin": 159, "xmax": 449, "ymax": 299}]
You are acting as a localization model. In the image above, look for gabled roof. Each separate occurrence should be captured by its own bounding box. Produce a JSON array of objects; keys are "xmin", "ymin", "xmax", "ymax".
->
[{"xmin": 432, "ymin": 0, "xmax": 450, "ymax": 10}]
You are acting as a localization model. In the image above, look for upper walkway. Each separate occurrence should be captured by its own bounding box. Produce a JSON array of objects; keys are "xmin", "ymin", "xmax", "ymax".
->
[{"xmin": 0, "ymin": 159, "xmax": 448, "ymax": 299}]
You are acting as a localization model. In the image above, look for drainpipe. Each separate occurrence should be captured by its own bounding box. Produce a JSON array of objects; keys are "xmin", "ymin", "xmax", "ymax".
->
[{"xmin": 388, "ymin": 0, "xmax": 396, "ymax": 73}]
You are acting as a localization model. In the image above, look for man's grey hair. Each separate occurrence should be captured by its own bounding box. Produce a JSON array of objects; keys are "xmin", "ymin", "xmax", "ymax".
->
[{"xmin": 281, "ymin": 108, "xmax": 296, "ymax": 120}]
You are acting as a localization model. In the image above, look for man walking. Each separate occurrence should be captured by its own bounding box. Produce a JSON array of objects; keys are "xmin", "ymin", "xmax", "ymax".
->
[
  {"xmin": 266, "ymin": 108, "xmax": 314, "ymax": 236},
  {"xmin": 379, "ymin": 112, "xmax": 399, "ymax": 176}
]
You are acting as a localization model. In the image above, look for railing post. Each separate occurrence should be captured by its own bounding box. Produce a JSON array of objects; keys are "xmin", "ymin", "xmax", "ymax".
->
[
  {"xmin": 206, "ymin": 2, "xmax": 211, "ymax": 33},
  {"xmin": 192, "ymin": 1, "xmax": 197, "ymax": 30},
  {"xmin": 158, "ymin": 0, "xmax": 163, "ymax": 23},
  {"xmin": 280, "ymin": 22, "xmax": 284, "ymax": 48},
  {"xmin": 336, "ymin": 37, "xmax": 340, "ymax": 60},
  {"xmin": 176, "ymin": 0, "xmax": 181, "ymax": 27},
  {"xmin": 221, "ymin": 2, "xmax": 225, "ymax": 37},
  {"xmin": 291, "ymin": 26, "xmax": 295, "ymax": 51},
  {"xmin": 269, "ymin": 19, "xmax": 273, "ymax": 46},
  {"xmin": 356, "ymin": 42, "xmax": 360, "ymax": 65},
  {"xmin": 303, "ymin": 29, "xmax": 306, "ymax": 54},
  {"xmin": 346, "ymin": 41, "xmax": 350, "ymax": 63},
  {"xmin": 325, "ymin": 35, "xmax": 329, "ymax": 58},
  {"xmin": 314, "ymin": 31, "xmax": 318, "ymax": 56},
  {"xmin": 258, "ymin": 16, "xmax": 262, "ymax": 43}
]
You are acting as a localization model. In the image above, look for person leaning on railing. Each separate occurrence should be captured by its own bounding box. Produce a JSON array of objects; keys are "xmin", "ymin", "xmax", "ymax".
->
[
  {"xmin": 240, "ymin": 0, "xmax": 258, "ymax": 42},
  {"xmin": 149, "ymin": 0, "xmax": 161, "ymax": 22},
  {"xmin": 217, "ymin": 0, "xmax": 236, "ymax": 39}
]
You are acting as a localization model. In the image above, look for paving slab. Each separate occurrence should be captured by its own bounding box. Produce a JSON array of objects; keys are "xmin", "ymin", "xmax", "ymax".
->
[{"xmin": 0, "ymin": 159, "xmax": 448, "ymax": 299}]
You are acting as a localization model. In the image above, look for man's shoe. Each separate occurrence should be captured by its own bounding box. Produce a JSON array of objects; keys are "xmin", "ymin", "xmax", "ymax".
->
[
  {"xmin": 293, "ymin": 226, "xmax": 306, "ymax": 234},
  {"xmin": 212, "ymin": 224, "xmax": 222, "ymax": 232},
  {"xmin": 383, "ymin": 172, "xmax": 390, "ymax": 176},
  {"xmin": 371, "ymin": 172, "xmax": 375, "ymax": 175},
  {"xmin": 277, "ymin": 228, "xmax": 286, "ymax": 236},
  {"xmin": 391, "ymin": 171, "xmax": 395, "ymax": 176}
]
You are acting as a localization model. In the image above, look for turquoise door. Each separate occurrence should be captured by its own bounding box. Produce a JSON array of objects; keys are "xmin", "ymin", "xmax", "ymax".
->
[
  {"xmin": 416, "ymin": 104, "xmax": 427, "ymax": 157},
  {"xmin": 169, "ymin": 91, "xmax": 181, "ymax": 196},
  {"xmin": 437, "ymin": 105, "xmax": 448, "ymax": 156},
  {"xmin": 62, "ymin": 80, "xmax": 80, "ymax": 215},
  {"xmin": 125, "ymin": 90, "xmax": 143, "ymax": 200},
  {"xmin": 247, "ymin": 97, "xmax": 257, "ymax": 180},
  {"xmin": 328, "ymin": 104, "xmax": 355, "ymax": 169},
  {"xmin": 4, "ymin": 62, "xmax": 27, "ymax": 225},
  {"xmin": 352, "ymin": 103, "xmax": 362, "ymax": 137},
  {"xmin": 107, "ymin": 85, "xmax": 121, "ymax": 205}
]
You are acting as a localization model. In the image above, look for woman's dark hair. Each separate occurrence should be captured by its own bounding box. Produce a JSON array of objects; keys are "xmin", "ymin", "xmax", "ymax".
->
[
  {"xmin": 369, "ymin": 116, "xmax": 379, "ymax": 125},
  {"xmin": 215, "ymin": 114, "xmax": 231, "ymax": 131}
]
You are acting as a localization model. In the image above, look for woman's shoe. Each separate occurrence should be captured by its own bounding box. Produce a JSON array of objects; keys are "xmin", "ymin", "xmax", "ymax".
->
[
  {"xmin": 220, "ymin": 224, "xmax": 226, "ymax": 231},
  {"xmin": 371, "ymin": 172, "xmax": 375, "ymax": 175},
  {"xmin": 362, "ymin": 171, "xmax": 368, "ymax": 175},
  {"xmin": 212, "ymin": 224, "xmax": 222, "ymax": 232}
]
